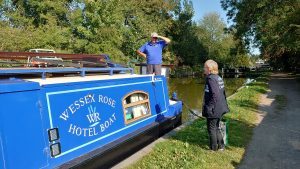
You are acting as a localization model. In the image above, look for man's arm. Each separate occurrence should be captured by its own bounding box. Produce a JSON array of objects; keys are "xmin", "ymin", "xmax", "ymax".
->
[
  {"xmin": 136, "ymin": 50, "xmax": 147, "ymax": 59},
  {"xmin": 157, "ymin": 35, "xmax": 171, "ymax": 44}
]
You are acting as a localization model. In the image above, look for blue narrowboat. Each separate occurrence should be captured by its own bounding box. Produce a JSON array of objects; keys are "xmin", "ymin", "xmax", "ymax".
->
[{"xmin": 0, "ymin": 67, "xmax": 182, "ymax": 168}]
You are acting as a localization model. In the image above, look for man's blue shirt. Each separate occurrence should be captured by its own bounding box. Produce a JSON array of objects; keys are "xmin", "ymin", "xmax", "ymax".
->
[{"xmin": 138, "ymin": 40, "xmax": 167, "ymax": 64}]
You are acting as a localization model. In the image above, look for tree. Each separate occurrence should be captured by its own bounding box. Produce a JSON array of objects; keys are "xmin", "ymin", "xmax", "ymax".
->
[
  {"xmin": 119, "ymin": 0, "xmax": 180, "ymax": 63},
  {"xmin": 168, "ymin": 0, "xmax": 206, "ymax": 66},
  {"xmin": 69, "ymin": 0, "xmax": 126, "ymax": 61},
  {"xmin": 1, "ymin": 0, "xmax": 253, "ymax": 69},
  {"xmin": 221, "ymin": 0, "xmax": 300, "ymax": 70},
  {"xmin": 196, "ymin": 12, "xmax": 249, "ymax": 68},
  {"xmin": 0, "ymin": 0, "xmax": 180, "ymax": 64},
  {"xmin": 0, "ymin": 0, "xmax": 72, "ymax": 51}
]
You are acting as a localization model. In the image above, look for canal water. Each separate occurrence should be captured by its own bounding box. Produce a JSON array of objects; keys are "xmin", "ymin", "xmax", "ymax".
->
[{"xmin": 167, "ymin": 76, "xmax": 247, "ymax": 122}]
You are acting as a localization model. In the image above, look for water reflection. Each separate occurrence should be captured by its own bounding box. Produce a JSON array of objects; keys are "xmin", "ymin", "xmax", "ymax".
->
[{"xmin": 167, "ymin": 77, "xmax": 246, "ymax": 122}]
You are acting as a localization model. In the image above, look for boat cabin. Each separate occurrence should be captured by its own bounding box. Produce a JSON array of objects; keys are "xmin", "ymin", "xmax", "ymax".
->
[{"xmin": 0, "ymin": 57, "xmax": 182, "ymax": 169}]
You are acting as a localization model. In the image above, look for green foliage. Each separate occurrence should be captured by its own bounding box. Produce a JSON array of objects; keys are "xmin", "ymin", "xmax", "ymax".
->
[
  {"xmin": 0, "ymin": 0, "xmax": 72, "ymax": 51},
  {"xmin": 0, "ymin": 0, "xmax": 181, "ymax": 64},
  {"xmin": 196, "ymin": 12, "xmax": 251, "ymax": 68},
  {"xmin": 0, "ymin": 0, "xmax": 252, "ymax": 68},
  {"xmin": 221, "ymin": 0, "xmax": 300, "ymax": 70},
  {"xmin": 168, "ymin": 0, "xmax": 208, "ymax": 66}
]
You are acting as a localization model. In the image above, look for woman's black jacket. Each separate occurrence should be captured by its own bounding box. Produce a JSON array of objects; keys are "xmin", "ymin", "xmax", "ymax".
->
[{"xmin": 202, "ymin": 74, "xmax": 229, "ymax": 118}]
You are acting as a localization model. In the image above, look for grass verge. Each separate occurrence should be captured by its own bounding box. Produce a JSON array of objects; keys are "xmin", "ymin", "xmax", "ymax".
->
[{"xmin": 126, "ymin": 76, "xmax": 269, "ymax": 169}]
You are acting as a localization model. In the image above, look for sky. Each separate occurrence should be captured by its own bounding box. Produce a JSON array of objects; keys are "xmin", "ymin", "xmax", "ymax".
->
[{"xmin": 191, "ymin": 0, "xmax": 229, "ymax": 24}]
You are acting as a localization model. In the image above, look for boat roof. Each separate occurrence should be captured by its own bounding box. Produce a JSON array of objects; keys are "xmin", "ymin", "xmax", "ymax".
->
[{"xmin": 25, "ymin": 73, "xmax": 153, "ymax": 85}]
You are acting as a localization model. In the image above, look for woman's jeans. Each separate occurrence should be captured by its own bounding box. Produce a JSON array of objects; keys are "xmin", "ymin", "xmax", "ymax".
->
[{"xmin": 207, "ymin": 118, "xmax": 224, "ymax": 151}]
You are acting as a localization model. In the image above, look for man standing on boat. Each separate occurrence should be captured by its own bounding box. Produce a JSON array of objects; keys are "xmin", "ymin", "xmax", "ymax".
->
[{"xmin": 136, "ymin": 32, "xmax": 171, "ymax": 75}]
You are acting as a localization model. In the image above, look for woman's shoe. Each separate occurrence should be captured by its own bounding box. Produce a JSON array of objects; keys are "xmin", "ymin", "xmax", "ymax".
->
[{"xmin": 218, "ymin": 145, "xmax": 225, "ymax": 151}]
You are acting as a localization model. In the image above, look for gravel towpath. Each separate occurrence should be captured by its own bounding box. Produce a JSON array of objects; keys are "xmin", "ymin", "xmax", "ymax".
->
[{"xmin": 239, "ymin": 73, "xmax": 300, "ymax": 169}]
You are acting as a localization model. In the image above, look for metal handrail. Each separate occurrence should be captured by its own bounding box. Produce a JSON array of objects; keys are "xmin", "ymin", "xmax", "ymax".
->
[
  {"xmin": 0, "ymin": 51, "xmax": 106, "ymax": 60},
  {"xmin": 0, "ymin": 67, "xmax": 134, "ymax": 79}
]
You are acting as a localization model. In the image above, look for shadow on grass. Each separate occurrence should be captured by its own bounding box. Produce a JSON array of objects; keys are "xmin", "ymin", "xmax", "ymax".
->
[
  {"xmin": 229, "ymin": 99, "xmax": 258, "ymax": 111},
  {"xmin": 170, "ymin": 116, "xmax": 256, "ymax": 150},
  {"xmin": 248, "ymin": 81, "xmax": 267, "ymax": 86},
  {"xmin": 231, "ymin": 161, "xmax": 240, "ymax": 168},
  {"xmin": 170, "ymin": 119, "xmax": 209, "ymax": 150},
  {"xmin": 255, "ymin": 77, "xmax": 269, "ymax": 82},
  {"xmin": 253, "ymin": 87, "xmax": 268, "ymax": 94}
]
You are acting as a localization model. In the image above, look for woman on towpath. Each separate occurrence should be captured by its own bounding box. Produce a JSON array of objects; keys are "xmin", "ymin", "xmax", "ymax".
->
[{"xmin": 202, "ymin": 59, "xmax": 229, "ymax": 151}]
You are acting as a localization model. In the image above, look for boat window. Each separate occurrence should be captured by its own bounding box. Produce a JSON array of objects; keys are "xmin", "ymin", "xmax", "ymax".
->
[{"xmin": 122, "ymin": 91, "xmax": 151, "ymax": 124}]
